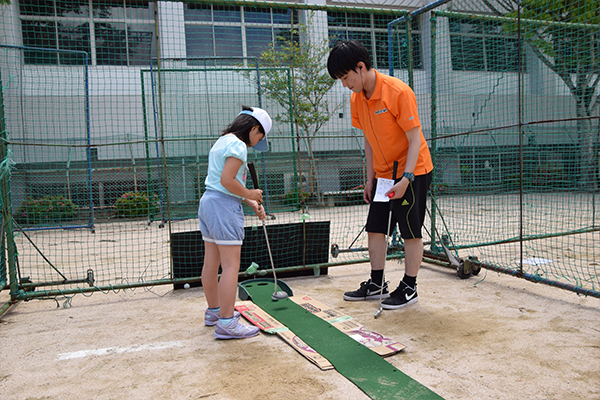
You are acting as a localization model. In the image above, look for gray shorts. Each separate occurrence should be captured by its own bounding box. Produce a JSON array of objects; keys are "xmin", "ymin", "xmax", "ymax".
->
[{"xmin": 198, "ymin": 190, "xmax": 245, "ymax": 246}]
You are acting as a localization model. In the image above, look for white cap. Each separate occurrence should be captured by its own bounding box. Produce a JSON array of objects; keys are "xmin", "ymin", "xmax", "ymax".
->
[{"xmin": 238, "ymin": 107, "xmax": 271, "ymax": 151}]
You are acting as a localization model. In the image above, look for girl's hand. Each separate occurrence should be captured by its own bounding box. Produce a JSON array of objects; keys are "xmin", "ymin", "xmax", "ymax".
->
[
  {"xmin": 246, "ymin": 188, "xmax": 263, "ymax": 203},
  {"xmin": 255, "ymin": 203, "xmax": 266, "ymax": 220},
  {"xmin": 245, "ymin": 199, "xmax": 266, "ymax": 220}
]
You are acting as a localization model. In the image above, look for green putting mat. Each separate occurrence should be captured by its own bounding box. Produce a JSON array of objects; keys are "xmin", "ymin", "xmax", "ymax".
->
[{"xmin": 240, "ymin": 280, "xmax": 443, "ymax": 400}]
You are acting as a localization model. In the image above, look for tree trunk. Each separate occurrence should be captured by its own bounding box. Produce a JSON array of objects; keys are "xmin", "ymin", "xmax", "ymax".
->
[{"xmin": 305, "ymin": 137, "xmax": 321, "ymax": 205}]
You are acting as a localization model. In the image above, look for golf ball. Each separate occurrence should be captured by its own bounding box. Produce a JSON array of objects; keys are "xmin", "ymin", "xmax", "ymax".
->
[{"xmin": 183, "ymin": 283, "xmax": 190, "ymax": 289}]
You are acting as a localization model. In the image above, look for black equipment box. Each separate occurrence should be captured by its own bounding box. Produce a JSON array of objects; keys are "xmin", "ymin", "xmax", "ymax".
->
[{"xmin": 171, "ymin": 221, "xmax": 330, "ymax": 289}]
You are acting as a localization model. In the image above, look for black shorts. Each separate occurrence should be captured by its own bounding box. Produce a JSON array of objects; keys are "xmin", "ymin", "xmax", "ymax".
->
[{"xmin": 365, "ymin": 172, "xmax": 432, "ymax": 239}]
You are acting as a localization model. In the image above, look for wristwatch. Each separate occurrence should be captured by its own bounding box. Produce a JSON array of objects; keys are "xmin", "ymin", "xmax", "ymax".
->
[{"xmin": 402, "ymin": 172, "xmax": 415, "ymax": 183}]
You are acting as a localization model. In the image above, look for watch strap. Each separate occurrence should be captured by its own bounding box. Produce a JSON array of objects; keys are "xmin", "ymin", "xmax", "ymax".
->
[{"xmin": 402, "ymin": 172, "xmax": 415, "ymax": 183}]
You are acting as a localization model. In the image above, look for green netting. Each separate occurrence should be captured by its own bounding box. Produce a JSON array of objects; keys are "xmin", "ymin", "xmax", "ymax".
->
[
  {"xmin": 0, "ymin": 0, "xmax": 597, "ymax": 301},
  {"xmin": 420, "ymin": 1, "xmax": 599, "ymax": 295}
]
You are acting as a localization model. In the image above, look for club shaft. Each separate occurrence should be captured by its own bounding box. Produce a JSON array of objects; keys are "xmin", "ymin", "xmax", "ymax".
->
[
  {"xmin": 375, "ymin": 160, "xmax": 398, "ymax": 318},
  {"xmin": 248, "ymin": 162, "xmax": 286, "ymax": 298},
  {"xmin": 376, "ymin": 209, "xmax": 393, "ymax": 313},
  {"xmin": 262, "ymin": 220, "xmax": 279, "ymax": 292}
]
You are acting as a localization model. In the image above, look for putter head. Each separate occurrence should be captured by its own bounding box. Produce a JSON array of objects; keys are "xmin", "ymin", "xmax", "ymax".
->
[
  {"xmin": 374, "ymin": 307, "xmax": 383, "ymax": 318},
  {"xmin": 271, "ymin": 291, "xmax": 289, "ymax": 301}
]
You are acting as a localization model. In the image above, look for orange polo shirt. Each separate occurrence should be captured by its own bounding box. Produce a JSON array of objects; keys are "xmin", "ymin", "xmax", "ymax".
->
[{"xmin": 351, "ymin": 69, "xmax": 433, "ymax": 179}]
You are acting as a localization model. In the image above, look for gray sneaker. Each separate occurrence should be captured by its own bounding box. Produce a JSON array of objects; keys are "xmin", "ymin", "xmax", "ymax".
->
[
  {"xmin": 204, "ymin": 308, "xmax": 240, "ymax": 326},
  {"xmin": 214, "ymin": 315, "xmax": 259, "ymax": 339}
]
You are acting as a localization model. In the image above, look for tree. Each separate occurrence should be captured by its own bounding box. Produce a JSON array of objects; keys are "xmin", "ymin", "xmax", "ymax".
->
[
  {"xmin": 245, "ymin": 12, "xmax": 343, "ymax": 206},
  {"xmin": 483, "ymin": 0, "xmax": 599, "ymax": 189}
]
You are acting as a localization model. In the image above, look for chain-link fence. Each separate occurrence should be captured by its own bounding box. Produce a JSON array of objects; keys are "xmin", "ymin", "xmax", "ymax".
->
[{"xmin": 0, "ymin": 0, "xmax": 598, "ymax": 304}]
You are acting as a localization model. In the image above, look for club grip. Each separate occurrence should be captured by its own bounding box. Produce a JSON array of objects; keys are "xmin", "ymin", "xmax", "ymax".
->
[
  {"xmin": 248, "ymin": 162, "xmax": 259, "ymax": 189},
  {"xmin": 388, "ymin": 161, "xmax": 398, "ymax": 207}
]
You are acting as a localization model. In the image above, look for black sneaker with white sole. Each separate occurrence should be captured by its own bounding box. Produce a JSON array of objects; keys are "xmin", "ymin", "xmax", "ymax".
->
[
  {"xmin": 381, "ymin": 281, "xmax": 418, "ymax": 309},
  {"xmin": 343, "ymin": 279, "xmax": 389, "ymax": 301}
]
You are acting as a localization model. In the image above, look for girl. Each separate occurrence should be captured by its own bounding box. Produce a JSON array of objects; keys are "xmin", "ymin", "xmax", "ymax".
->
[{"xmin": 199, "ymin": 106, "xmax": 270, "ymax": 339}]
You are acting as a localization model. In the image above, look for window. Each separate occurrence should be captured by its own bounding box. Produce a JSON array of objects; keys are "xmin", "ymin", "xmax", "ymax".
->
[
  {"xmin": 449, "ymin": 17, "xmax": 524, "ymax": 72},
  {"xmin": 184, "ymin": 4, "xmax": 298, "ymax": 65},
  {"xmin": 328, "ymin": 12, "xmax": 422, "ymax": 70},
  {"xmin": 19, "ymin": 0, "xmax": 156, "ymax": 66}
]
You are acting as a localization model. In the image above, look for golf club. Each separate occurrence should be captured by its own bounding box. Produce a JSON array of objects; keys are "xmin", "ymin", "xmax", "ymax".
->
[
  {"xmin": 247, "ymin": 162, "xmax": 288, "ymax": 301},
  {"xmin": 375, "ymin": 160, "xmax": 398, "ymax": 319}
]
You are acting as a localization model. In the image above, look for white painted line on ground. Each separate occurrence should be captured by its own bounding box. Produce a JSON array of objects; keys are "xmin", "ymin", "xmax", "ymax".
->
[{"xmin": 57, "ymin": 340, "xmax": 186, "ymax": 360}]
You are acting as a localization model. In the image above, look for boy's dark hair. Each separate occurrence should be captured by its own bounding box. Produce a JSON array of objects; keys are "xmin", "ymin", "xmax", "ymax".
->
[
  {"xmin": 222, "ymin": 105, "xmax": 264, "ymax": 145},
  {"xmin": 327, "ymin": 40, "xmax": 372, "ymax": 79}
]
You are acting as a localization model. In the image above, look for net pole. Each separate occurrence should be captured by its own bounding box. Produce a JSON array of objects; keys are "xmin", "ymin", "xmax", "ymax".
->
[
  {"xmin": 140, "ymin": 71, "xmax": 154, "ymax": 194},
  {"xmin": 429, "ymin": 13, "xmax": 438, "ymax": 251},
  {"xmin": 0, "ymin": 67, "xmax": 19, "ymax": 301},
  {"xmin": 407, "ymin": 16, "xmax": 414, "ymax": 88},
  {"xmin": 387, "ymin": 24, "xmax": 394, "ymax": 77},
  {"xmin": 517, "ymin": 1, "xmax": 524, "ymax": 275},
  {"xmin": 387, "ymin": 10, "xmax": 409, "ymax": 77},
  {"xmin": 255, "ymin": 57, "xmax": 272, "ymax": 212},
  {"xmin": 84, "ymin": 52, "xmax": 95, "ymax": 232}
]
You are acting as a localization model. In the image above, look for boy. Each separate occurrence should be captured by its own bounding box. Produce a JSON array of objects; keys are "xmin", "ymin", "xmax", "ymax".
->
[{"xmin": 327, "ymin": 40, "xmax": 433, "ymax": 309}]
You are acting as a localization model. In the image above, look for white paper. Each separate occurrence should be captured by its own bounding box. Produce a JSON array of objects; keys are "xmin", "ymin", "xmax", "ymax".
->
[
  {"xmin": 373, "ymin": 177, "xmax": 394, "ymax": 202},
  {"xmin": 520, "ymin": 257, "xmax": 554, "ymax": 266}
]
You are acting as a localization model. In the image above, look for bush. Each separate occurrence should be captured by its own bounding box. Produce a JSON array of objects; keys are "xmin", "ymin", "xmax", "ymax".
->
[
  {"xmin": 460, "ymin": 165, "xmax": 472, "ymax": 185},
  {"xmin": 532, "ymin": 163, "xmax": 565, "ymax": 187},
  {"xmin": 503, "ymin": 174, "xmax": 531, "ymax": 191},
  {"xmin": 349, "ymin": 184, "xmax": 365, "ymax": 193},
  {"xmin": 430, "ymin": 183, "xmax": 449, "ymax": 196},
  {"xmin": 14, "ymin": 195, "xmax": 77, "ymax": 225},
  {"xmin": 347, "ymin": 184, "xmax": 365, "ymax": 204},
  {"xmin": 115, "ymin": 191, "xmax": 159, "ymax": 218},
  {"xmin": 283, "ymin": 189, "xmax": 311, "ymax": 207}
]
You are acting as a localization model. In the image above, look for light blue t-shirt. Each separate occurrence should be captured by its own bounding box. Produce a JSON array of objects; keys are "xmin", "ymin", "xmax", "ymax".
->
[{"xmin": 204, "ymin": 134, "xmax": 247, "ymax": 199}]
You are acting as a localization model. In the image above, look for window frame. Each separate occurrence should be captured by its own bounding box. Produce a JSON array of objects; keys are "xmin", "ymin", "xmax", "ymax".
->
[
  {"xmin": 449, "ymin": 17, "xmax": 525, "ymax": 73},
  {"xmin": 19, "ymin": 0, "xmax": 156, "ymax": 66},
  {"xmin": 183, "ymin": 4, "xmax": 298, "ymax": 66},
  {"xmin": 327, "ymin": 11, "xmax": 422, "ymax": 71}
]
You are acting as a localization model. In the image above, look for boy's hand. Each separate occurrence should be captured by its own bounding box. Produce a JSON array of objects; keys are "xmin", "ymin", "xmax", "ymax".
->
[
  {"xmin": 363, "ymin": 181, "xmax": 374, "ymax": 203},
  {"xmin": 386, "ymin": 181, "xmax": 407, "ymax": 200}
]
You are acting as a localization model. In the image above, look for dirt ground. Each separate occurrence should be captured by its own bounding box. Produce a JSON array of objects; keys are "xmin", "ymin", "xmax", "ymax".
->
[{"xmin": 1, "ymin": 260, "xmax": 599, "ymax": 400}]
